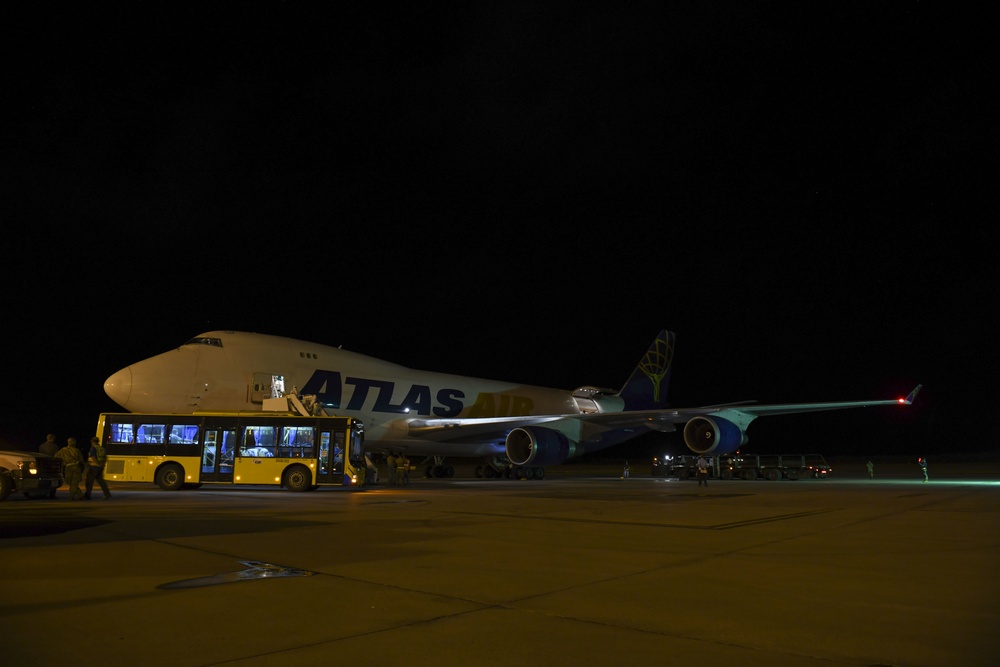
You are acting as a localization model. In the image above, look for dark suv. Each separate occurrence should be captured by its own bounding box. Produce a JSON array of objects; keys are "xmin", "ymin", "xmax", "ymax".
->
[{"xmin": 0, "ymin": 449, "xmax": 64, "ymax": 500}]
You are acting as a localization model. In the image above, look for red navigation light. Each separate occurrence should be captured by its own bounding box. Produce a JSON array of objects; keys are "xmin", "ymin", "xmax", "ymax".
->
[{"xmin": 897, "ymin": 397, "xmax": 907, "ymax": 404}]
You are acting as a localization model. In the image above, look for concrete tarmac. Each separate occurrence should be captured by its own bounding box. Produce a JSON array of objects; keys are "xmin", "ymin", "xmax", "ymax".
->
[{"xmin": 2, "ymin": 462, "xmax": 998, "ymax": 667}]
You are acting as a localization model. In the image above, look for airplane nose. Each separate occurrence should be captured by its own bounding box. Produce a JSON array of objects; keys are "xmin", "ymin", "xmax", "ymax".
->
[{"xmin": 105, "ymin": 367, "xmax": 133, "ymax": 408}]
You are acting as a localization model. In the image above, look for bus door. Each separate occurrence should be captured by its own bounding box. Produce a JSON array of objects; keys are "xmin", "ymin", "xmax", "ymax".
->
[
  {"xmin": 314, "ymin": 429, "xmax": 346, "ymax": 484},
  {"xmin": 200, "ymin": 428, "xmax": 237, "ymax": 483}
]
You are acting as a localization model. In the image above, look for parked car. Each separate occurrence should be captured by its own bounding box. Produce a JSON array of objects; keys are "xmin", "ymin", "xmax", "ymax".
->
[{"xmin": 0, "ymin": 449, "xmax": 64, "ymax": 500}]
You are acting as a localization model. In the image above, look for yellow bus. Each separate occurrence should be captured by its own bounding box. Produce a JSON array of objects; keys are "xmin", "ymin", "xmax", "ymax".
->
[{"xmin": 97, "ymin": 411, "xmax": 365, "ymax": 491}]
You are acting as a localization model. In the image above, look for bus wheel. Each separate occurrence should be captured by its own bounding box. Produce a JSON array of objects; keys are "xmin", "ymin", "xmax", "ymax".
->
[
  {"xmin": 284, "ymin": 465, "xmax": 311, "ymax": 492},
  {"xmin": 156, "ymin": 464, "xmax": 184, "ymax": 491}
]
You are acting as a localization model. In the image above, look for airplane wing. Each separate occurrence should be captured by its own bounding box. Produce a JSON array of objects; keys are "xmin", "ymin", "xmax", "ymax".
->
[
  {"xmin": 405, "ymin": 414, "xmax": 568, "ymax": 442},
  {"xmin": 597, "ymin": 383, "xmax": 923, "ymax": 428},
  {"xmin": 404, "ymin": 384, "xmax": 922, "ymax": 442}
]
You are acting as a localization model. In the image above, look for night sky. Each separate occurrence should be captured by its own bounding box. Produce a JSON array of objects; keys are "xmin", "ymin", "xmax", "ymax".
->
[{"xmin": 5, "ymin": 4, "xmax": 995, "ymax": 459}]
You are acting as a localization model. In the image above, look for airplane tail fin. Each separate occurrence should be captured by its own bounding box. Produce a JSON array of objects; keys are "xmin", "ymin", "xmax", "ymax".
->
[{"xmin": 617, "ymin": 330, "xmax": 675, "ymax": 410}]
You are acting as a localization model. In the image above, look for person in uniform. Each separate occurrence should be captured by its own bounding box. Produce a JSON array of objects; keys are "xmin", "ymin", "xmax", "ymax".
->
[
  {"xmin": 39, "ymin": 433, "xmax": 59, "ymax": 457},
  {"xmin": 55, "ymin": 437, "xmax": 84, "ymax": 500},
  {"xmin": 696, "ymin": 455, "xmax": 709, "ymax": 487},
  {"xmin": 386, "ymin": 452, "xmax": 397, "ymax": 487},
  {"xmin": 84, "ymin": 436, "xmax": 112, "ymax": 500},
  {"xmin": 397, "ymin": 453, "xmax": 409, "ymax": 487}
]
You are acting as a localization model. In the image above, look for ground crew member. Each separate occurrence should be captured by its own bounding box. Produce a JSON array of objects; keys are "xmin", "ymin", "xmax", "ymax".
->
[
  {"xmin": 39, "ymin": 433, "xmax": 59, "ymax": 457},
  {"xmin": 387, "ymin": 452, "xmax": 397, "ymax": 487},
  {"xmin": 866, "ymin": 460, "xmax": 874, "ymax": 479},
  {"xmin": 918, "ymin": 457, "xmax": 929, "ymax": 482},
  {"xmin": 55, "ymin": 437, "xmax": 84, "ymax": 500},
  {"xmin": 84, "ymin": 436, "xmax": 112, "ymax": 500},
  {"xmin": 397, "ymin": 453, "xmax": 409, "ymax": 487},
  {"xmin": 696, "ymin": 455, "xmax": 709, "ymax": 487},
  {"xmin": 621, "ymin": 460, "xmax": 630, "ymax": 479}
]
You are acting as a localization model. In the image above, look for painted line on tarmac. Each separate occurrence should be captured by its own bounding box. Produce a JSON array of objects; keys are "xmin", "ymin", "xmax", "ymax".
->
[{"xmin": 448, "ymin": 506, "xmax": 840, "ymax": 530}]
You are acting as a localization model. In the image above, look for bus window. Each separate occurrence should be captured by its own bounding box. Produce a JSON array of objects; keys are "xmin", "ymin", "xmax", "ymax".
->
[
  {"xmin": 296, "ymin": 428, "xmax": 315, "ymax": 458},
  {"xmin": 350, "ymin": 421, "xmax": 365, "ymax": 466},
  {"xmin": 169, "ymin": 423, "xmax": 200, "ymax": 444},
  {"xmin": 137, "ymin": 423, "xmax": 166, "ymax": 444},
  {"xmin": 108, "ymin": 422, "xmax": 135, "ymax": 444},
  {"xmin": 203, "ymin": 431, "xmax": 218, "ymax": 473},
  {"xmin": 318, "ymin": 431, "xmax": 330, "ymax": 474},
  {"xmin": 279, "ymin": 425, "xmax": 314, "ymax": 458},
  {"xmin": 220, "ymin": 430, "xmax": 236, "ymax": 472},
  {"xmin": 333, "ymin": 431, "xmax": 345, "ymax": 472},
  {"xmin": 242, "ymin": 426, "xmax": 275, "ymax": 457}
]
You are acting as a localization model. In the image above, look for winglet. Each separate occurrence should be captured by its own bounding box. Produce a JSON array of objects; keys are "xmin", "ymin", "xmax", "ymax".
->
[{"xmin": 901, "ymin": 384, "xmax": 922, "ymax": 405}]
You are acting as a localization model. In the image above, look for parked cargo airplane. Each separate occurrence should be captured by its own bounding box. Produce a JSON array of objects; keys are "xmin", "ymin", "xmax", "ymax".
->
[{"xmin": 103, "ymin": 330, "xmax": 920, "ymax": 478}]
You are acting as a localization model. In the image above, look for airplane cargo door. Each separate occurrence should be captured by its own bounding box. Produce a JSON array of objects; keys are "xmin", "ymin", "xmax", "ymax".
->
[
  {"xmin": 250, "ymin": 372, "xmax": 285, "ymax": 405},
  {"xmin": 200, "ymin": 428, "xmax": 236, "ymax": 483}
]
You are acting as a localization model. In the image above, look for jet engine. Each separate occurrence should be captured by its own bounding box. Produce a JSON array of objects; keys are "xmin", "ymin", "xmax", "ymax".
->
[
  {"xmin": 505, "ymin": 426, "xmax": 574, "ymax": 467},
  {"xmin": 683, "ymin": 416, "xmax": 747, "ymax": 455}
]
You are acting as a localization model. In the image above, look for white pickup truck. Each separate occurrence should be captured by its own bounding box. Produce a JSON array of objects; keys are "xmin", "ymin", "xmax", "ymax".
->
[{"xmin": 0, "ymin": 449, "xmax": 64, "ymax": 500}]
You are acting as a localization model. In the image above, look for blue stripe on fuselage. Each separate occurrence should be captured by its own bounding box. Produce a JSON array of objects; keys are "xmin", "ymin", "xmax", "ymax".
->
[{"xmin": 301, "ymin": 370, "xmax": 466, "ymax": 416}]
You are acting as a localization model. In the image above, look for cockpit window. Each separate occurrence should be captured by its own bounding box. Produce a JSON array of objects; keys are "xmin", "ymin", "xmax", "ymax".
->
[{"xmin": 184, "ymin": 337, "xmax": 223, "ymax": 348}]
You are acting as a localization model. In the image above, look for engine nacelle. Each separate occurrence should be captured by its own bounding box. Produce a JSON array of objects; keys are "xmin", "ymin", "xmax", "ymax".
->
[
  {"xmin": 683, "ymin": 416, "xmax": 747, "ymax": 455},
  {"xmin": 505, "ymin": 426, "xmax": 573, "ymax": 467}
]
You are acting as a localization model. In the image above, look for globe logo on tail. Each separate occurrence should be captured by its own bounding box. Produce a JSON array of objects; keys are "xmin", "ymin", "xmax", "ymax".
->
[{"xmin": 638, "ymin": 331, "xmax": 674, "ymax": 403}]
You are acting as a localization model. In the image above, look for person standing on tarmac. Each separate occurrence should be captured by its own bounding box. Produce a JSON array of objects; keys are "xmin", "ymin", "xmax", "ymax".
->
[
  {"xmin": 918, "ymin": 457, "xmax": 929, "ymax": 482},
  {"xmin": 386, "ymin": 452, "xmax": 397, "ymax": 487},
  {"xmin": 84, "ymin": 436, "xmax": 112, "ymax": 500},
  {"xmin": 55, "ymin": 437, "xmax": 84, "ymax": 500},
  {"xmin": 397, "ymin": 453, "xmax": 409, "ymax": 487},
  {"xmin": 696, "ymin": 455, "xmax": 709, "ymax": 487},
  {"xmin": 866, "ymin": 460, "xmax": 874, "ymax": 479},
  {"xmin": 39, "ymin": 433, "xmax": 59, "ymax": 457}
]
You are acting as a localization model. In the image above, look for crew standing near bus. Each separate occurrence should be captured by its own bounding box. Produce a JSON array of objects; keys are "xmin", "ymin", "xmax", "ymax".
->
[
  {"xmin": 55, "ymin": 437, "xmax": 84, "ymax": 500},
  {"xmin": 84, "ymin": 436, "xmax": 112, "ymax": 500}
]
